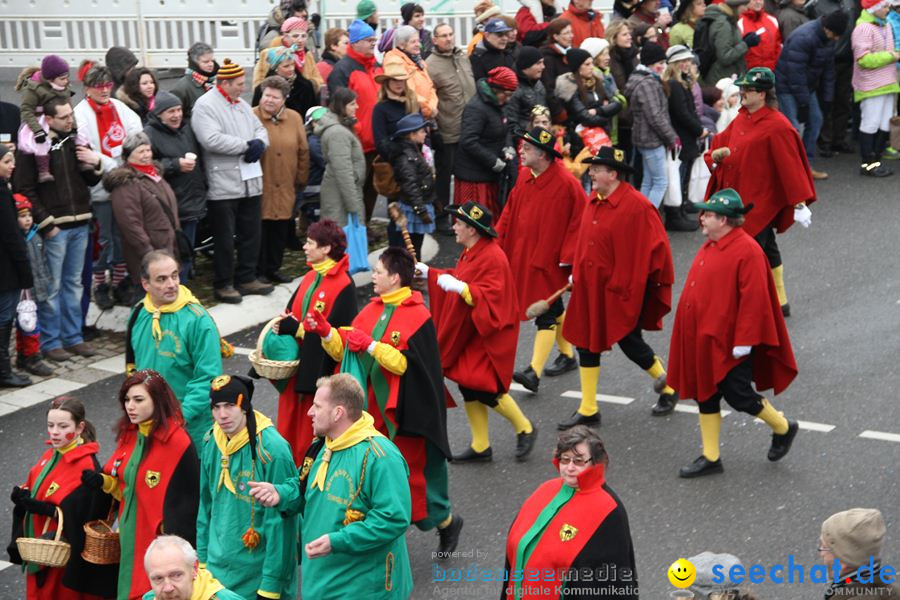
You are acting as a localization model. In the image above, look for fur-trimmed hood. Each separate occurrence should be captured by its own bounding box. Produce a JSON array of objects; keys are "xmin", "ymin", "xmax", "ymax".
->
[
  {"xmin": 102, "ymin": 163, "xmax": 164, "ymax": 192},
  {"xmin": 555, "ymin": 72, "xmax": 579, "ymax": 102},
  {"xmin": 115, "ymin": 86, "xmax": 141, "ymax": 111}
]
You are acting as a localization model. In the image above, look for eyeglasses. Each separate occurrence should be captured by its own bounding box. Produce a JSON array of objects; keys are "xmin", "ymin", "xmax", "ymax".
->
[
  {"xmin": 558, "ymin": 455, "xmax": 592, "ymax": 466},
  {"xmin": 89, "ymin": 83, "xmax": 114, "ymax": 91}
]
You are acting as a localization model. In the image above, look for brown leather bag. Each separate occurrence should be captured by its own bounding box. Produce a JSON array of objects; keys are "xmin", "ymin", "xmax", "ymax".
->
[{"xmin": 371, "ymin": 154, "xmax": 402, "ymax": 198}]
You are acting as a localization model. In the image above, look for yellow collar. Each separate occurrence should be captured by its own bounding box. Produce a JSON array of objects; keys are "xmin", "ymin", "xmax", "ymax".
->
[
  {"xmin": 138, "ymin": 420, "xmax": 154, "ymax": 437},
  {"xmin": 311, "ymin": 257, "xmax": 336, "ymax": 275},
  {"xmin": 143, "ymin": 285, "xmax": 202, "ymax": 342},
  {"xmin": 190, "ymin": 567, "xmax": 226, "ymax": 600},
  {"xmin": 57, "ymin": 436, "xmax": 82, "ymax": 455},
  {"xmin": 212, "ymin": 411, "xmax": 275, "ymax": 494},
  {"xmin": 311, "ymin": 412, "xmax": 384, "ymax": 491},
  {"xmin": 380, "ymin": 286, "xmax": 412, "ymax": 306}
]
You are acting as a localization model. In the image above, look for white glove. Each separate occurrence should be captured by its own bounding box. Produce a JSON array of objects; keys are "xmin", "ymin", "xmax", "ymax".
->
[
  {"xmin": 492, "ymin": 158, "xmax": 507, "ymax": 173},
  {"xmin": 437, "ymin": 273, "xmax": 466, "ymax": 295},
  {"xmin": 732, "ymin": 345, "xmax": 752, "ymax": 359},
  {"xmin": 793, "ymin": 204, "xmax": 812, "ymax": 228},
  {"xmin": 415, "ymin": 262, "xmax": 429, "ymax": 278},
  {"xmin": 568, "ymin": 274, "xmax": 573, "ymax": 285},
  {"xmin": 502, "ymin": 146, "xmax": 516, "ymax": 161}
]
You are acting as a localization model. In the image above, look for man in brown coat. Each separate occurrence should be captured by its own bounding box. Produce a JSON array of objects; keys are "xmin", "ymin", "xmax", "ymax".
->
[
  {"xmin": 426, "ymin": 23, "xmax": 476, "ymax": 230},
  {"xmin": 252, "ymin": 76, "xmax": 310, "ymax": 283}
]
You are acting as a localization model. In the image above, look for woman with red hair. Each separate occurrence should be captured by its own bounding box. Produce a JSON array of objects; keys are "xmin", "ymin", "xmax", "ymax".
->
[
  {"xmin": 80, "ymin": 369, "xmax": 199, "ymax": 600},
  {"xmin": 270, "ymin": 220, "xmax": 358, "ymax": 463}
]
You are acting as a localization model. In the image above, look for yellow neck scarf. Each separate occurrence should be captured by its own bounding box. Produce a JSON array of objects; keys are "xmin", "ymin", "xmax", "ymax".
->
[
  {"xmin": 311, "ymin": 257, "xmax": 336, "ymax": 275},
  {"xmin": 311, "ymin": 411, "xmax": 383, "ymax": 491},
  {"xmin": 57, "ymin": 436, "xmax": 82, "ymax": 455},
  {"xmin": 143, "ymin": 285, "xmax": 202, "ymax": 342},
  {"xmin": 212, "ymin": 411, "xmax": 274, "ymax": 494},
  {"xmin": 190, "ymin": 567, "xmax": 225, "ymax": 600},
  {"xmin": 380, "ymin": 286, "xmax": 412, "ymax": 306},
  {"xmin": 138, "ymin": 420, "xmax": 154, "ymax": 436}
]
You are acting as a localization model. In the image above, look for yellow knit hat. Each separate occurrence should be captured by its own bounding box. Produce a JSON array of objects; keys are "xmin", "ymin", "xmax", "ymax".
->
[{"xmin": 216, "ymin": 58, "xmax": 245, "ymax": 80}]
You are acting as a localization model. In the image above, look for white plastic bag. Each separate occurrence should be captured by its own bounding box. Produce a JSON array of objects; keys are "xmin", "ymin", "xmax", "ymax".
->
[
  {"xmin": 663, "ymin": 148, "xmax": 682, "ymax": 207},
  {"xmin": 688, "ymin": 142, "xmax": 712, "ymax": 204},
  {"xmin": 17, "ymin": 290, "xmax": 37, "ymax": 333}
]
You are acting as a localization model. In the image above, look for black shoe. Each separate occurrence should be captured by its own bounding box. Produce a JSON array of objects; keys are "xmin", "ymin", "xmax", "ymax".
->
[
  {"xmin": 664, "ymin": 206, "xmax": 700, "ymax": 232},
  {"xmin": 831, "ymin": 141, "xmax": 855, "ymax": 154},
  {"xmin": 543, "ymin": 353, "xmax": 577, "ymax": 377},
  {"xmin": 515, "ymin": 427, "xmax": 537, "ymax": 461},
  {"xmin": 512, "ymin": 366, "xmax": 539, "ymax": 392},
  {"xmin": 817, "ymin": 147, "xmax": 836, "ymax": 158},
  {"xmin": 436, "ymin": 514, "xmax": 463, "ymax": 558},
  {"xmin": 557, "ymin": 411, "xmax": 600, "ymax": 430},
  {"xmin": 678, "ymin": 455, "xmax": 724, "ymax": 478},
  {"xmin": 17, "ymin": 354, "xmax": 54, "ymax": 377},
  {"xmin": 781, "ymin": 303, "xmax": 791, "ymax": 318},
  {"xmin": 451, "ymin": 446, "xmax": 493, "ymax": 463},
  {"xmin": 93, "ymin": 283, "xmax": 115, "ymax": 310},
  {"xmin": 768, "ymin": 420, "xmax": 799, "ymax": 462},
  {"xmin": 266, "ymin": 271, "xmax": 293, "ymax": 284},
  {"xmin": 860, "ymin": 161, "xmax": 894, "ymax": 177},
  {"xmin": 651, "ymin": 391, "xmax": 678, "ymax": 416},
  {"xmin": 112, "ymin": 280, "xmax": 135, "ymax": 306}
]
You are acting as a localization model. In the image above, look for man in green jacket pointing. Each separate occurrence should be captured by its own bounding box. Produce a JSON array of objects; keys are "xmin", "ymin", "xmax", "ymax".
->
[{"xmin": 250, "ymin": 373, "xmax": 413, "ymax": 600}]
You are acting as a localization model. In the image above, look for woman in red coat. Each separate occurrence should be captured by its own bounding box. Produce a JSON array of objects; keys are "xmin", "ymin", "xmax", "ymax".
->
[
  {"xmin": 80, "ymin": 369, "xmax": 199, "ymax": 600},
  {"xmin": 504, "ymin": 426, "xmax": 637, "ymax": 600},
  {"xmin": 8, "ymin": 397, "xmax": 117, "ymax": 599},
  {"xmin": 270, "ymin": 219, "xmax": 358, "ymax": 465}
]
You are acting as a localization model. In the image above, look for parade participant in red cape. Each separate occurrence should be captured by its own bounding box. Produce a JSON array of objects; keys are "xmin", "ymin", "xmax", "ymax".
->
[
  {"xmin": 307, "ymin": 247, "xmax": 464, "ymax": 556},
  {"xmin": 419, "ymin": 201, "xmax": 537, "ymax": 463},
  {"xmin": 8, "ymin": 397, "xmax": 117, "ymax": 599},
  {"xmin": 560, "ymin": 146, "xmax": 677, "ymax": 430},
  {"xmin": 496, "ymin": 127, "xmax": 585, "ymax": 394},
  {"xmin": 503, "ymin": 426, "xmax": 637, "ymax": 600},
  {"xmin": 270, "ymin": 220, "xmax": 358, "ymax": 464},
  {"xmin": 704, "ymin": 67, "xmax": 816, "ymax": 317},
  {"xmin": 668, "ymin": 188, "xmax": 799, "ymax": 479},
  {"xmin": 80, "ymin": 369, "xmax": 200, "ymax": 599}
]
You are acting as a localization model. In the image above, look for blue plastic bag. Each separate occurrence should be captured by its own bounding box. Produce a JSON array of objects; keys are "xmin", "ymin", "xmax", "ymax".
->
[{"xmin": 343, "ymin": 213, "xmax": 370, "ymax": 274}]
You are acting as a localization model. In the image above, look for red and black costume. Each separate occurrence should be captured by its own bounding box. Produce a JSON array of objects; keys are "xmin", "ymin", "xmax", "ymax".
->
[
  {"xmin": 277, "ymin": 255, "xmax": 357, "ymax": 464},
  {"xmin": 8, "ymin": 440, "xmax": 117, "ymax": 599},
  {"xmin": 504, "ymin": 462, "xmax": 638, "ymax": 600}
]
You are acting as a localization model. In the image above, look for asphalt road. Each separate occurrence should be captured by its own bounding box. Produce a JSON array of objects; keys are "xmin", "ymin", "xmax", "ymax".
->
[{"xmin": 0, "ymin": 151, "xmax": 898, "ymax": 599}]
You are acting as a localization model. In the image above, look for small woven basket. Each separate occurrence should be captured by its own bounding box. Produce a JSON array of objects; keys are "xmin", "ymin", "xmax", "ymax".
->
[
  {"xmin": 16, "ymin": 506, "xmax": 71, "ymax": 568},
  {"xmin": 81, "ymin": 514, "xmax": 119, "ymax": 565},
  {"xmin": 249, "ymin": 316, "xmax": 300, "ymax": 380}
]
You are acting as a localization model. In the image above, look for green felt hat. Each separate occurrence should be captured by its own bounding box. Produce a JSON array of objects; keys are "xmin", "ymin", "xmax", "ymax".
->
[
  {"xmin": 693, "ymin": 188, "xmax": 754, "ymax": 217},
  {"xmin": 735, "ymin": 67, "xmax": 775, "ymax": 90},
  {"xmin": 446, "ymin": 201, "xmax": 498, "ymax": 238}
]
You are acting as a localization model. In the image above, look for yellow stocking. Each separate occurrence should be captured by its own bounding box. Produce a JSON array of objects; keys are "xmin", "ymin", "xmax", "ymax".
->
[
  {"xmin": 645, "ymin": 356, "xmax": 675, "ymax": 395},
  {"xmin": 555, "ymin": 313, "xmax": 574, "ymax": 358},
  {"xmin": 530, "ymin": 329, "xmax": 556, "ymax": 376},
  {"xmin": 699, "ymin": 412, "xmax": 722, "ymax": 461},
  {"xmin": 756, "ymin": 398, "xmax": 789, "ymax": 435},
  {"xmin": 577, "ymin": 366, "xmax": 600, "ymax": 416},
  {"xmin": 772, "ymin": 265, "xmax": 788, "ymax": 306},
  {"xmin": 463, "ymin": 401, "xmax": 491, "ymax": 452},
  {"xmin": 493, "ymin": 394, "xmax": 533, "ymax": 434}
]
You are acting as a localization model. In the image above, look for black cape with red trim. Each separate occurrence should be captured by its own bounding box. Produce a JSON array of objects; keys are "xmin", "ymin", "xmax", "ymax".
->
[
  {"xmin": 503, "ymin": 462, "xmax": 638, "ymax": 600},
  {"xmin": 427, "ymin": 237, "xmax": 520, "ymax": 393}
]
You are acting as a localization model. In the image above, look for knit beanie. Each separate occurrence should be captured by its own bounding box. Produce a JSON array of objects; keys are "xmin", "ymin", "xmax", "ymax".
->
[
  {"xmin": 216, "ymin": 59, "xmax": 245, "ymax": 80},
  {"xmin": 281, "ymin": 16, "xmax": 309, "ymax": 33},
  {"xmin": 517, "ymin": 46, "xmax": 544, "ymax": 71},
  {"xmin": 580, "ymin": 37, "xmax": 610, "ymax": 58},
  {"xmin": 14, "ymin": 194, "xmax": 32, "ymax": 214},
  {"xmin": 823, "ymin": 10, "xmax": 849, "ymax": 34},
  {"xmin": 105, "ymin": 46, "xmax": 138, "ymax": 85},
  {"xmin": 356, "ymin": 0, "xmax": 377, "ymax": 20},
  {"xmin": 486, "ymin": 66, "xmax": 519, "ymax": 91},
  {"xmin": 401, "ymin": 2, "xmax": 422, "ymax": 23},
  {"xmin": 687, "ymin": 553, "xmax": 745, "ymax": 597},
  {"xmin": 210, "ymin": 374, "xmax": 255, "ymax": 410},
  {"xmin": 567, "ymin": 48, "xmax": 593, "ymax": 73},
  {"xmin": 348, "ymin": 19, "xmax": 377, "ymax": 43},
  {"xmin": 41, "ymin": 55, "xmax": 69, "ymax": 81},
  {"xmin": 640, "ymin": 42, "xmax": 667, "ymax": 66},
  {"xmin": 861, "ymin": 0, "xmax": 891, "ymax": 10},
  {"xmin": 122, "ymin": 131, "xmax": 152, "ymax": 159},
  {"xmin": 152, "ymin": 90, "xmax": 182, "ymax": 116},
  {"xmin": 821, "ymin": 509, "xmax": 886, "ymax": 568}
]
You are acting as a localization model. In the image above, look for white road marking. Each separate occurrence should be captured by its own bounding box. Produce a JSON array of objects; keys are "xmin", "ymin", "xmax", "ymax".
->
[
  {"xmin": 509, "ymin": 382, "xmax": 530, "ymax": 393},
  {"xmin": 674, "ymin": 405, "xmax": 732, "ymax": 416},
  {"xmin": 753, "ymin": 418, "xmax": 835, "ymax": 432},
  {"xmin": 231, "ymin": 346, "xmax": 254, "ymax": 356},
  {"xmin": 0, "ymin": 559, "xmax": 14, "ymax": 571},
  {"xmin": 859, "ymin": 430, "xmax": 900, "ymax": 443},
  {"xmin": 560, "ymin": 391, "xmax": 634, "ymax": 405}
]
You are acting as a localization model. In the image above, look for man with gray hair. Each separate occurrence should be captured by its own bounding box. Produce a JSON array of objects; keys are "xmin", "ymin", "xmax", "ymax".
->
[
  {"xmin": 142, "ymin": 535, "xmax": 243, "ymax": 600},
  {"xmin": 249, "ymin": 373, "xmax": 413, "ymax": 599},
  {"xmin": 819, "ymin": 508, "xmax": 899, "ymax": 598},
  {"xmin": 171, "ymin": 42, "xmax": 219, "ymax": 118}
]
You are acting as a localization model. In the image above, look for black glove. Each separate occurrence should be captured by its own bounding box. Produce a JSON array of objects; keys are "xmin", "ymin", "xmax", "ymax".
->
[
  {"xmin": 247, "ymin": 365, "xmax": 261, "ymax": 379},
  {"xmin": 22, "ymin": 496, "xmax": 56, "ymax": 517},
  {"xmin": 412, "ymin": 204, "xmax": 433, "ymax": 224},
  {"xmin": 33, "ymin": 131, "xmax": 48, "ymax": 145},
  {"xmin": 742, "ymin": 32, "xmax": 761, "ymax": 47},
  {"xmin": 11, "ymin": 486, "xmax": 31, "ymax": 505},
  {"xmin": 243, "ymin": 139, "xmax": 266, "ymax": 163},
  {"xmin": 797, "ymin": 104, "xmax": 809, "ymax": 124},
  {"xmin": 599, "ymin": 100, "xmax": 623, "ymax": 117},
  {"xmin": 81, "ymin": 469, "xmax": 105, "ymax": 490},
  {"xmin": 278, "ymin": 316, "xmax": 300, "ymax": 337}
]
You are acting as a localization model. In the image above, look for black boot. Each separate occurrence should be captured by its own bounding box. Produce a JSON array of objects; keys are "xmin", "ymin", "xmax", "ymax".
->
[
  {"xmin": 682, "ymin": 198, "xmax": 699, "ymax": 214},
  {"xmin": 451, "ymin": 446, "xmax": 493, "ymax": 463},
  {"xmin": 679, "ymin": 455, "xmax": 724, "ymax": 478},
  {"xmin": 0, "ymin": 323, "xmax": 31, "ymax": 388},
  {"xmin": 512, "ymin": 366, "xmax": 540, "ymax": 392},
  {"xmin": 436, "ymin": 514, "xmax": 463, "ymax": 557},
  {"xmin": 515, "ymin": 427, "xmax": 538, "ymax": 461},
  {"xmin": 767, "ymin": 420, "xmax": 799, "ymax": 461},
  {"xmin": 859, "ymin": 133, "xmax": 892, "ymax": 177},
  {"xmin": 17, "ymin": 353, "xmax": 54, "ymax": 377},
  {"xmin": 651, "ymin": 391, "xmax": 678, "ymax": 416},
  {"xmin": 664, "ymin": 206, "xmax": 699, "ymax": 232},
  {"xmin": 543, "ymin": 353, "xmax": 578, "ymax": 377},
  {"xmin": 557, "ymin": 411, "xmax": 600, "ymax": 430},
  {"xmin": 93, "ymin": 282, "xmax": 115, "ymax": 311}
]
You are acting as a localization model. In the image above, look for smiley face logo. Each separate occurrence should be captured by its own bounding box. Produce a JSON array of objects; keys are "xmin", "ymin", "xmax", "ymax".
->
[{"xmin": 667, "ymin": 558, "xmax": 697, "ymax": 588}]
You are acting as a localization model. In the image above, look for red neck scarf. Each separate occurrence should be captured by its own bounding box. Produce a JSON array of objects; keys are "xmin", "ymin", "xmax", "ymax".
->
[
  {"xmin": 87, "ymin": 97, "xmax": 126, "ymax": 158},
  {"xmin": 347, "ymin": 46, "xmax": 376, "ymax": 73},
  {"xmin": 216, "ymin": 85, "xmax": 241, "ymax": 105},
  {"xmin": 282, "ymin": 38, "xmax": 307, "ymax": 72},
  {"xmin": 131, "ymin": 162, "xmax": 160, "ymax": 180}
]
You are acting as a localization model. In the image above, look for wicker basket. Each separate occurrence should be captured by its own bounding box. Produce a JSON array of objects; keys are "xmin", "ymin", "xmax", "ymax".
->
[
  {"xmin": 16, "ymin": 506, "xmax": 71, "ymax": 568},
  {"xmin": 249, "ymin": 316, "xmax": 300, "ymax": 381},
  {"xmin": 82, "ymin": 515, "xmax": 120, "ymax": 565}
]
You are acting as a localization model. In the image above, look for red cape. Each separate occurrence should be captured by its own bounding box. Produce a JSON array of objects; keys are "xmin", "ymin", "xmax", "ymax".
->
[
  {"xmin": 563, "ymin": 183, "xmax": 674, "ymax": 353},
  {"xmin": 427, "ymin": 237, "xmax": 520, "ymax": 392},
  {"xmin": 705, "ymin": 106, "xmax": 816, "ymax": 237},
  {"xmin": 668, "ymin": 227, "xmax": 798, "ymax": 401},
  {"xmin": 496, "ymin": 161, "xmax": 586, "ymax": 320}
]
